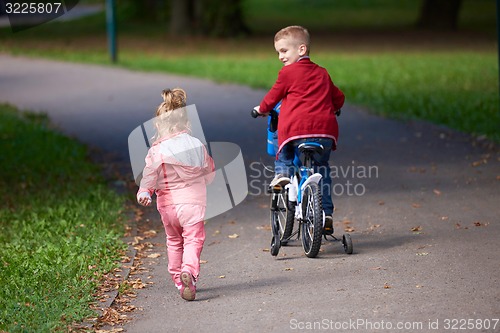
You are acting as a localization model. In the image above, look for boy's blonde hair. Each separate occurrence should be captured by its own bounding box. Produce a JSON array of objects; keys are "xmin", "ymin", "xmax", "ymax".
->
[
  {"xmin": 153, "ymin": 88, "xmax": 189, "ymax": 140},
  {"xmin": 274, "ymin": 25, "xmax": 310, "ymax": 55}
]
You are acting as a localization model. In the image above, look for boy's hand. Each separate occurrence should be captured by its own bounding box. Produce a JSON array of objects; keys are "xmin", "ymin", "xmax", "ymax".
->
[
  {"xmin": 251, "ymin": 105, "xmax": 268, "ymax": 118},
  {"xmin": 137, "ymin": 192, "xmax": 152, "ymax": 206}
]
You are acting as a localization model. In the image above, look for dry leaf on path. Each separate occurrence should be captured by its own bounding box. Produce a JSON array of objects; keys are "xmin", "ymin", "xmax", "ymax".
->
[
  {"xmin": 473, "ymin": 221, "xmax": 488, "ymax": 227},
  {"xmin": 228, "ymin": 233, "xmax": 239, "ymax": 239},
  {"xmin": 130, "ymin": 279, "xmax": 146, "ymax": 289},
  {"xmin": 411, "ymin": 226, "xmax": 422, "ymax": 232},
  {"xmin": 143, "ymin": 230, "xmax": 157, "ymax": 238},
  {"xmin": 147, "ymin": 253, "xmax": 161, "ymax": 258}
]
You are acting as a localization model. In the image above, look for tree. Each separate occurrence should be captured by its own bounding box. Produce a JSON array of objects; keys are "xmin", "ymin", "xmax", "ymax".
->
[
  {"xmin": 169, "ymin": 0, "xmax": 249, "ymax": 37},
  {"xmin": 417, "ymin": 0, "xmax": 463, "ymax": 31}
]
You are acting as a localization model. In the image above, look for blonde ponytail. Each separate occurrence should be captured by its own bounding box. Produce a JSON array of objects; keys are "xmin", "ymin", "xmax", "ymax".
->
[{"xmin": 153, "ymin": 88, "xmax": 190, "ymax": 141}]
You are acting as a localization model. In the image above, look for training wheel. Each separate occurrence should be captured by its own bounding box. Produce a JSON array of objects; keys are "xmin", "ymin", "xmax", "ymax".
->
[{"xmin": 342, "ymin": 234, "xmax": 353, "ymax": 254}]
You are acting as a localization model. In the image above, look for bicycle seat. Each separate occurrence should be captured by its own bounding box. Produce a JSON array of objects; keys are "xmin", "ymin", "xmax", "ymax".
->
[{"xmin": 298, "ymin": 142, "xmax": 324, "ymax": 155}]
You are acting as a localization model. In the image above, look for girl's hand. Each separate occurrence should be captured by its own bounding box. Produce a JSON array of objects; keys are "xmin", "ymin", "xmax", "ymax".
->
[{"xmin": 137, "ymin": 192, "xmax": 152, "ymax": 206}]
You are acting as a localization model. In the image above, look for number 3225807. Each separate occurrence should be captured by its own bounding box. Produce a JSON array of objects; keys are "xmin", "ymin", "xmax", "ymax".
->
[{"xmin": 5, "ymin": 3, "xmax": 63, "ymax": 14}]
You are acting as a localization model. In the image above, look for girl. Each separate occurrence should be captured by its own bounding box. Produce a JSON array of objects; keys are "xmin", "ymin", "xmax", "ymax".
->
[{"xmin": 137, "ymin": 88, "xmax": 215, "ymax": 301}]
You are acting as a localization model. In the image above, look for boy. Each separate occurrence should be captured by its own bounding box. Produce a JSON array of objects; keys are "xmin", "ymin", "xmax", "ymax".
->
[{"xmin": 255, "ymin": 25, "xmax": 345, "ymax": 233}]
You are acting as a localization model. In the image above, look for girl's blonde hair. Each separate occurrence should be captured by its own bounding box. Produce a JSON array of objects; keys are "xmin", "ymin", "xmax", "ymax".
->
[{"xmin": 153, "ymin": 88, "xmax": 189, "ymax": 141}]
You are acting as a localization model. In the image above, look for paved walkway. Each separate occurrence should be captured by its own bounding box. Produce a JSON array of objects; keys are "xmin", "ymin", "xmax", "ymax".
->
[{"xmin": 0, "ymin": 54, "xmax": 499, "ymax": 332}]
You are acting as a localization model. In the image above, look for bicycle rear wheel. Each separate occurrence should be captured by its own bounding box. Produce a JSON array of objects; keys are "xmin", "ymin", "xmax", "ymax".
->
[
  {"xmin": 301, "ymin": 182, "xmax": 323, "ymax": 258},
  {"xmin": 271, "ymin": 190, "xmax": 294, "ymax": 245}
]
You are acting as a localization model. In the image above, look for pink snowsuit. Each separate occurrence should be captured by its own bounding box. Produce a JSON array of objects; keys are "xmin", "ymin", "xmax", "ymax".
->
[{"xmin": 137, "ymin": 131, "xmax": 215, "ymax": 286}]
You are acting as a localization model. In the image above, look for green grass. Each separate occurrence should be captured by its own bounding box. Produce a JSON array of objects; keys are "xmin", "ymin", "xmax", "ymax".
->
[
  {"xmin": 0, "ymin": 104, "xmax": 126, "ymax": 332},
  {"xmin": 0, "ymin": 0, "xmax": 498, "ymax": 141}
]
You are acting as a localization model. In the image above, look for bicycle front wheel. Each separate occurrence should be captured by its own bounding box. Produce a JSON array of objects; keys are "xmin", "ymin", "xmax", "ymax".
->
[{"xmin": 301, "ymin": 182, "xmax": 323, "ymax": 258}]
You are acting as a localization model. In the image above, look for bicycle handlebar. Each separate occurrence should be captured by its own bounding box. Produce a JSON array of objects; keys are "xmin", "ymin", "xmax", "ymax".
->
[{"xmin": 251, "ymin": 108, "xmax": 260, "ymax": 118}]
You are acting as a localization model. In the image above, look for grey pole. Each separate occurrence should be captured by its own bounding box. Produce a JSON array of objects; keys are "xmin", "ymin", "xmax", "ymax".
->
[{"xmin": 106, "ymin": 0, "xmax": 117, "ymax": 63}]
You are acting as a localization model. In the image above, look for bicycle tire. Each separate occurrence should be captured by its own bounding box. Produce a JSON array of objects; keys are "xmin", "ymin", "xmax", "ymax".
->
[
  {"xmin": 271, "ymin": 190, "xmax": 294, "ymax": 245},
  {"xmin": 301, "ymin": 182, "xmax": 323, "ymax": 258}
]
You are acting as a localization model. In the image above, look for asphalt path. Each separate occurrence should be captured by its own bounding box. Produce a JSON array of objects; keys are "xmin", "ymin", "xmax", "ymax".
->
[{"xmin": 1, "ymin": 54, "xmax": 499, "ymax": 333}]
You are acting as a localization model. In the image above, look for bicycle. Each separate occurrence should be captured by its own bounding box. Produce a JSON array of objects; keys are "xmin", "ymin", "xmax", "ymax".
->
[{"xmin": 251, "ymin": 106, "xmax": 353, "ymax": 258}]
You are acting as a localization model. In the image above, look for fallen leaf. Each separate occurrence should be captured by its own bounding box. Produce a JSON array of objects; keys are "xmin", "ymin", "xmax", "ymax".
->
[
  {"xmin": 378, "ymin": 201, "xmax": 385, "ymax": 205},
  {"xmin": 99, "ymin": 308, "xmax": 128, "ymax": 326},
  {"xmin": 441, "ymin": 216, "xmax": 449, "ymax": 221},
  {"xmin": 218, "ymin": 275, "xmax": 226, "ymax": 279},
  {"xmin": 262, "ymin": 248, "xmax": 270, "ymax": 252},
  {"xmin": 228, "ymin": 233, "xmax": 239, "ymax": 239},
  {"xmin": 370, "ymin": 266, "xmax": 386, "ymax": 270},
  {"xmin": 284, "ymin": 267, "xmax": 294, "ymax": 271},
  {"xmin": 383, "ymin": 283, "xmax": 391, "ymax": 289},
  {"xmin": 256, "ymin": 225, "xmax": 272, "ymax": 231},
  {"xmin": 411, "ymin": 226, "xmax": 422, "ymax": 232},
  {"xmin": 342, "ymin": 220, "xmax": 355, "ymax": 232},
  {"xmin": 131, "ymin": 236, "xmax": 144, "ymax": 246},
  {"xmin": 130, "ymin": 279, "xmax": 146, "ymax": 289},
  {"xmin": 147, "ymin": 253, "xmax": 161, "ymax": 258},
  {"xmin": 473, "ymin": 221, "xmax": 488, "ymax": 227},
  {"xmin": 471, "ymin": 159, "xmax": 486, "ymax": 167},
  {"xmin": 433, "ymin": 189, "xmax": 442, "ymax": 196},
  {"xmin": 200, "ymin": 260, "xmax": 208, "ymax": 264},
  {"xmin": 143, "ymin": 230, "xmax": 157, "ymax": 238},
  {"xmin": 416, "ymin": 252, "xmax": 429, "ymax": 256},
  {"xmin": 412, "ymin": 203, "xmax": 421, "ymax": 209},
  {"xmin": 416, "ymin": 285, "xmax": 423, "ymax": 289}
]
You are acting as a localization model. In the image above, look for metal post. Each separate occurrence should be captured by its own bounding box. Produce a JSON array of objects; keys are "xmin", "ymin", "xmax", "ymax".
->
[
  {"xmin": 497, "ymin": 0, "xmax": 500, "ymax": 100},
  {"xmin": 106, "ymin": 0, "xmax": 117, "ymax": 63}
]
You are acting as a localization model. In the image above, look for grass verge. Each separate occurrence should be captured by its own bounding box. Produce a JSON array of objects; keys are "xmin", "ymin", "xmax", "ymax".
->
[{"xmin": 0, "ymin": 104, "xmax": 126, "ymax": 332}]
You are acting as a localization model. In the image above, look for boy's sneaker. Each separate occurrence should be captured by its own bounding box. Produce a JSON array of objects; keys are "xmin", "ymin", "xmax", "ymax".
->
[
  {"xmin": 323, "ymin": 215, "xmax": 334, "ymax": 235},
  {"xmin": 180, "ymin": 271, "xmax": 196, "ymax": 301},
  {"xmin": 269, "ymin": 174, "xmax": 290, "ymax": 188}
]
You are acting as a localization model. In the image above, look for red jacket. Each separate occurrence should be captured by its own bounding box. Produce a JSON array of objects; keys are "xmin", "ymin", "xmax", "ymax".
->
[{"xmin": 259, "ymin": 58, "xmax": 345, "ymax": 152}]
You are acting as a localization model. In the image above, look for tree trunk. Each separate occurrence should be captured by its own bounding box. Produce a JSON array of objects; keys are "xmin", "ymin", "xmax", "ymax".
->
[
  {"xmin": 168, "ymin": 0, "xmax": 249, "ymax": 37},
  {"xmin": 417, "ymin": 0, "xmax": 463, "ymax": 31},
  {"xmin": 199, "ymin": 0, "xmax": 249, "ymax": 37},
  {"xmin": 169, "ymin": 0, "xmax": 193, "ymax": 36}
]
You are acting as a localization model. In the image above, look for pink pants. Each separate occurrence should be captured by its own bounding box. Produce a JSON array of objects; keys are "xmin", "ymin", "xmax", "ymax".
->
[{"xmin": 157, "ymin": 204, "xmax": 206, "ymax": 287}]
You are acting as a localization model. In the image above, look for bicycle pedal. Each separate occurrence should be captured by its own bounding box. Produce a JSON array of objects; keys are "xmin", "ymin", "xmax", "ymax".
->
[
  {"xmin": 268, "ymin": 185, "xmax": 283, "ymax": 193},
  {"xmin": 323, "ymin": 228, "xmax": 334, "ymax": 236}
]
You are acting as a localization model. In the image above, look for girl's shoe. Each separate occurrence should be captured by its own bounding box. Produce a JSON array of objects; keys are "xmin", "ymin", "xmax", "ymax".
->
[{"xmin": 180, "ymin": 271, "xmax": 196, "ymax": 301}]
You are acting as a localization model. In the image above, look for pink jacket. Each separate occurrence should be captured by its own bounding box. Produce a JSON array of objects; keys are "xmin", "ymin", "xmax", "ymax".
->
[{"xmin": 138, "ymin": 131, "xmax": 215, "ymax": 207}]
